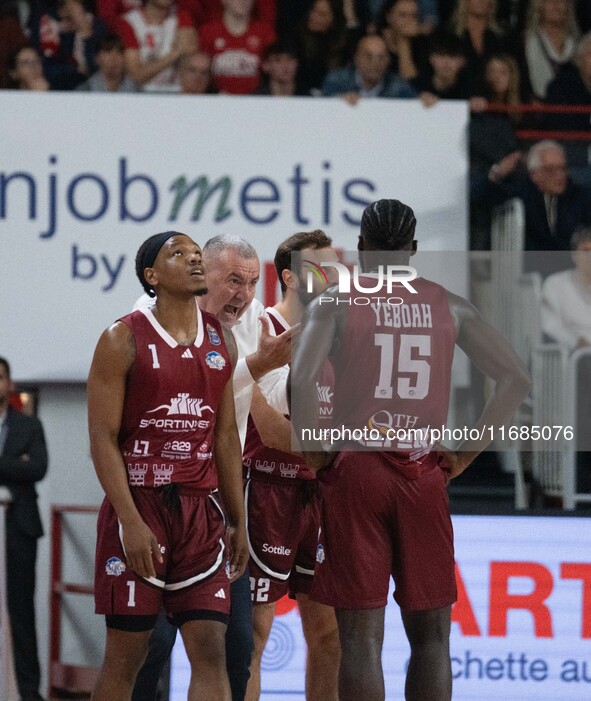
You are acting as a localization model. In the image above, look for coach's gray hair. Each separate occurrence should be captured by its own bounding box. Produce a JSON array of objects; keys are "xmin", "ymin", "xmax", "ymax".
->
[
  {"xmin": 526, "ymin": 140, "xmax": 565, "ymax": 172},
  {"xmin": 203, "ymin": 234, "xmax": 258, "ymax": 260}
]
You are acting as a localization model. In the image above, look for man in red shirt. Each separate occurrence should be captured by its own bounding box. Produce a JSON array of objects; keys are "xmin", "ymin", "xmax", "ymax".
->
[{"xmin": 198, "ymin": 0, "xmax": 275, "ymax": 94}]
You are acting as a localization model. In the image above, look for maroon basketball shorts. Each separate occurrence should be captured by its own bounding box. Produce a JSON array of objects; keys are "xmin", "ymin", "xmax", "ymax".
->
[
  {"xmin": 95, "ymin": 487, "xmax": 231, "ymax": 617},
  {"xmin": 311, "ymin": 450, "xmax": 457, "ymax": 611},
  {"xmin": 245, "ymin": 477, "xmax": 320, "ymax": 604}
]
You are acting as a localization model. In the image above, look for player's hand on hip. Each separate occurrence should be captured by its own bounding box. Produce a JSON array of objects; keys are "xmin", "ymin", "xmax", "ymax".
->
[
  {"xmin": 305, "ymin": 450, "xmax": 332, "ymax": 473},
  {"xmin": 437, "ymin": 448, "xmax": 470, "ymax": 481},
  {"xmin": 226, "ymin": 524, "xmax": 248, "ymax": 580},
  {"xmin": 122, "ymin": 519, "xmax": 163, "ymax": 579}
]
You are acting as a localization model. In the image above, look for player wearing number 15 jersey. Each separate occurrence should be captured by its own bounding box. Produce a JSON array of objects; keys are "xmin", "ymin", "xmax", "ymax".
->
[
  {"xmin": 289, "ymin": 200, "xmax": 531, "ymax": 701},
  {"xmin": 88, "ymin": 232, "xmax": 247, "ymax": 701}
]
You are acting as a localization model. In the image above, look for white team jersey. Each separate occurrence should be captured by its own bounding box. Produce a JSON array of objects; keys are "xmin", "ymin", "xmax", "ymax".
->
[{"xmin": 123, "ymin": 8, "xmax": 181, "ymax": 92}]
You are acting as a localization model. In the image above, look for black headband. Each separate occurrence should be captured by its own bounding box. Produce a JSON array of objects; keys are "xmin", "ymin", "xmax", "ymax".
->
[{"xmin": 139, "ymin": 231, "xmax": 178, "ymax": 271}]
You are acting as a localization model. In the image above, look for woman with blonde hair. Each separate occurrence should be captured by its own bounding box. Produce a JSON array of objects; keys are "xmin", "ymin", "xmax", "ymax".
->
[
  {"xmin": 450, "ymin": 0, "xmax": 508, "ymax": 92},
  {"xmin": 482, "ymin": 53, "xmax": 523, "ymax": 113},
  {"xmin": 469, "ymin": 53, "xmax": 525, "ymax": 248},
  {"xmin": 525, "ymin": 0, "xmax": 580, "ymax": 98}
]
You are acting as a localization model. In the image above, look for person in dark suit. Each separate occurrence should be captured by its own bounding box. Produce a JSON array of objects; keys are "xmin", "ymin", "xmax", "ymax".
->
[
  {"xmin": 474, "ymin": 140, "xmax": 591, "ymax": 272},
  {"xmin": 0, "ymin": 356, "xmax": 48, "ymax": 701}
]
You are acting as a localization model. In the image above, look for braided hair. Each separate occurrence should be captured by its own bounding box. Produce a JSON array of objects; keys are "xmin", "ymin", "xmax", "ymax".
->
[{"xmin": 360, "ymin": 199, "xmax": 416, "ymax": 250}]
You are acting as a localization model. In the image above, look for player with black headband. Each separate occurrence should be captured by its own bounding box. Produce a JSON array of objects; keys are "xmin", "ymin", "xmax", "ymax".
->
[
  {"xmin": 290, "ymin": 200, "xmax": 531, "ymax": 701},
  {"xmin": 88, "ymin": 231, "xmax": 247, "ymax": 701}
]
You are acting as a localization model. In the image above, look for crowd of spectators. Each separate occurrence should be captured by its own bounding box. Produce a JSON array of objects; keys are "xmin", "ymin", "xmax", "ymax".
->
[{"xmin": 1, "ymin": 0, "xmax": 590, "ymax": 251}]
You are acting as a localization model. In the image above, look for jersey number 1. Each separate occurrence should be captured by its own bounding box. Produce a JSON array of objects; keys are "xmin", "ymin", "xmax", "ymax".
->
[
  {"xmin": 148, "ymin": 344, "xmax": 160, "ymax": 369},
  {"xmin": 374, "ymin": 333, "xmax": 431, "ymax": 399}
]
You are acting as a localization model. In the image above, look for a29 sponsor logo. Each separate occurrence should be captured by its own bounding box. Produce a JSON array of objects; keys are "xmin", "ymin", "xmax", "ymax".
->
[{"xmin": 163, "ymin": 440, "xmax": 191, "ymax": 453}]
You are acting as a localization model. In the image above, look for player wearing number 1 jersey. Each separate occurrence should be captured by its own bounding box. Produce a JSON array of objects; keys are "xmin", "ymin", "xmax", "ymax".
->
[
  {"xmin": 290, "ymin": 200, "xmax": 531, "ymax": 701},
  {"xmin": 88, "ymin": 232, "xmax": 247, "ymax": 701}
]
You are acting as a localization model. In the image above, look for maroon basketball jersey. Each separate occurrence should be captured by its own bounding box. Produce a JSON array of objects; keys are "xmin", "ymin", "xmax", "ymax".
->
[
  {"xmin": 118, "ymin": 306, "xmax": 231, "ymax": 489},
  {"xmin": 243, "ymin": 308, "xmax": 334, "ymax": 482},
  {"xmin": 331, "ymin": 276, "xmax": 456, "ymax": 458}
]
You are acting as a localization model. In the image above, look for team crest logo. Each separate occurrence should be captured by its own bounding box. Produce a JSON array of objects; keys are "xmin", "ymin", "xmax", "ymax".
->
[
  {"xmin": 206, "ymin": 324, "xmax": 221, "ymax": 346},
  {"xmin": 105, "ymin": 557, "xmax": 126, "ymax": 576},
  {"xmin": 316, "ymin": 544, "xmax": 325, "ymax": 564},
  {"xmin": 205, "ymin": 351, "xmax": 226, "ymax": 370}
]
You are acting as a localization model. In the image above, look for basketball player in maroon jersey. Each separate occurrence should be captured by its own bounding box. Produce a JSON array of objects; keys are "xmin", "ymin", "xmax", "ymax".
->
[
  {"xmin": 88, "ymin": 231, "xmax": 247, "ymax": 701},
  {"xmin": 243, "ymin": 230, "xmax": 340, "ymax": 701},
  {"xmin": 290, "ymin": 200, "xmax": 531, "ymax": 701}
]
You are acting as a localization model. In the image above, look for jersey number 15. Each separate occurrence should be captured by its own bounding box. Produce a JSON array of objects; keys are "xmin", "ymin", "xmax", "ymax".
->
[{"xmin": 374, "ymin": 333, "xmax": 431, "ymax": 400}]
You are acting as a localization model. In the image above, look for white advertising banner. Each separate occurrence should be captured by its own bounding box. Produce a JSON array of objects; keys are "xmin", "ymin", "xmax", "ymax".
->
[
  {"xmin": 0, "ymin": 93, "xmax": 467, "ymax": 382},
  {"xmin": 170, "ymin": 514, "xmax": 591, "ymax": 700}
]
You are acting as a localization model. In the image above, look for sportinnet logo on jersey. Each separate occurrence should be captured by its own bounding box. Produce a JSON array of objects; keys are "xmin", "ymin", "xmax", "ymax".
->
[
  {"xmin": 303, "ymin": 261, "xmax": 418, "ymax": 305},
  {"xmin": 146, "ymin": 393, "xmax": 213, "ymax": 417},
  {"xmin": 139, "ymin": 393, "xmax": 214, "ymax": 430}
]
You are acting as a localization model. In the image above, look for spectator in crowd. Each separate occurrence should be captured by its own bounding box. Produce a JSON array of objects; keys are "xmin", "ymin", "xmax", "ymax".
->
[
  {"xmin": 76, "ymin": 32, "xmax": 138, "ymax": 91},
  {"xmin": 541, "ymin": 226, "xmax": 591, "ymax": 349},
  {"xmin": 450, "ymin": 0, "xmax": 508, "ymax": 94},
  {"xmin": 198, "ymin": 0, "xmax": 275, "ymax": 95},
  {"xmin": 322, "ymin": 34, "xmax": 416, "ymax": 104},
  {"xmin": 546, "ymin": 31, "xmax": 591, "ymax": 118},
  {"xmin": 5, "ymin": 45, "xmax": 49, "ymax": 90},
  {"xmin": 415, "ymin": 33, "xmax": 470, "ymax": 103},
  {"xmin": 118, "ymin": 0, "xmax": 197, "ymax": 92},
  {"xmin": 378, "ymin": 0, "xmax": 430, "ymax": 83},
  {"xmin": 470, "ymin": 54, "xmax": 523, "ymax": 185},
  {"xmin": 417, "ymin": 0, "xmax": 439, "ymax": 34},
  {"xmin": 0, "ymin": 1, "xmax": 27, "ymax": 88},
  {"xmin": 98, "ymin": 0, "xmax": 275, "ymax": 34},
  {"xmin": 97, "ymin": 0, "xmax": 142, "ymax": 32},
  {"xmin": 476, "ymin": 140, "xmax": 591, "ymax": 270},
  {"xmin": 178, "ymin": 51, "xmax": 215, "ymax": 94},
  {"xmin": 45, "ymin": 0, "xmax": 108, "ymax": 89},
  {"xmin": 578, "ymin": 0, "xmax": 591, "ymax": 32},
  {"xmin": 27, "ymin": 0, "xmax": 108, "ymax": 89},
  {"xmin": 496, "ymin": 0, "xmax": 528, "ymax": 34},
  {"xmin": 290, "ymin": 0, "xmax": 358, "ymax": 96},
  {"xmin": 541, "ymin": 225, "xmax": 591, "ymax": 491},
  {"xmin": 254, "ymin": 40, "xmax": 307, "ymax": 96},
  {"xmin": 469, "ymin": 53, "xmax": 523, "ymax": 247},
  {"xmin": 183, "ymin": 0, "xmax": 276, "ymax": 30},
  {"xmin": 0, "ymin": 356, "xmax": 49, "ymax": 701},
  {"xmin": 545, "ymin": 31, "xmax": 591, "ymax": 181},
  {"xmin": 525, "ymin": 0, "xmax": 580, "ymax": 100}
]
